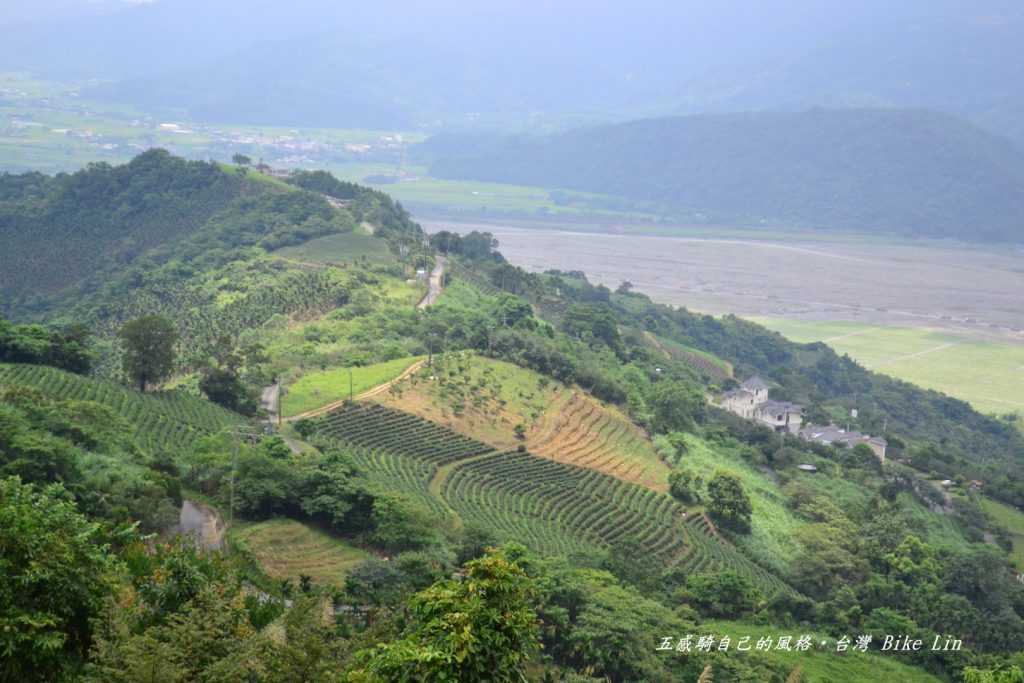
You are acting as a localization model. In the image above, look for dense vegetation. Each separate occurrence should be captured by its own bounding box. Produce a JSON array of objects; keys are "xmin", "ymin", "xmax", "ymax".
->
[
  {"xmin": 423, "ymin": 109, "xmax": 1024, "ymax": 241},
  {"xmin": 2, "ymin": 159, "xmax": 1024, "ymax": 682},
  {"xmin": 0, "ymin": 150, "xmax": 243, "ymax": 307}
]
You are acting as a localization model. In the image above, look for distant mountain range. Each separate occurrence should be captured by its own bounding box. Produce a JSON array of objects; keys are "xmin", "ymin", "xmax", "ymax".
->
[
  {"xmin": 2, "ymin": 1, "xmax": 1023, "ymax": 142},
  {"xmin": 421, "ymin": 109, "xmax": 1024, "ymax": 242}
]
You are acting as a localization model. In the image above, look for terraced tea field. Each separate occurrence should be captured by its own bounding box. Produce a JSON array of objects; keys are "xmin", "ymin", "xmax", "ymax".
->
[
  {"xmin": 0, "ymin": 363, "xmax": 245, "ymax": 451},
  {"xmin": 377, "ymin": 354, "xmax": 671, "ymax": 491},
  {"xmin": 526, "ymin": 391, "xmax": 670, "ymax": 491},
  {"xmin": 312, "ymin": 402, "xmax": 795, "ymax": 598}
]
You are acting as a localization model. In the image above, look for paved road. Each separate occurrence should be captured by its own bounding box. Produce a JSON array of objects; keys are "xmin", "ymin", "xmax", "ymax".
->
[
  {"xmin": 418, "ymin": 255, "xmax": 446, "ymax": 309},
  {"xmin": 266, "ymin": 254, "xmax": 444, "ymax": 425},
  {"xmin": 260, "ymin": 382, "xmax": 280, "ymax": 424}
]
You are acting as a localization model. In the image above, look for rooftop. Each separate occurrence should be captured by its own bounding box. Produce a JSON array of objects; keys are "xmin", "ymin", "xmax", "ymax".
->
[{"xmin": 740, "ymin": 375, "xmax": 771, "ymax": 391}]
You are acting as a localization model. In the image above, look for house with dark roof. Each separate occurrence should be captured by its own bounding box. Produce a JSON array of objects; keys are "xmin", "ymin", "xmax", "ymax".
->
[
  {"xmin": 716, "ymin": 375, "xmax": 803, "ymax": 433},
  {"xmin": 797, "ymin": 424, "xmax": 888, "ymax": 462}
]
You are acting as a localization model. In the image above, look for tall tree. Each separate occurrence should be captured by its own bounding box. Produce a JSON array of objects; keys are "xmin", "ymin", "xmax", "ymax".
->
[
  {"xmin": 705, "ymin": 471, "xmax": 753, "ymax": 534},
  {"xmin": 0, "ymin": 477, "xmax": 120, "ymax": 682},
  {"xmin": 349, "ymin": 548, "xmax": 539, "ymax": 682},
  {"xmin": 118, "ymin": 316, "xmax": 178, "ymax": 392}
]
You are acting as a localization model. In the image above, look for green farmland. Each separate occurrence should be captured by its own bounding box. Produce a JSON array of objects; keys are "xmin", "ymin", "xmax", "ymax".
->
[
  {"xmin": 751, "ymin": 318, "xmax": 1024, "ymax": 418},
  {"xmin": 282, "ymin": 356, "xmax": 424, "ymax": 417}
]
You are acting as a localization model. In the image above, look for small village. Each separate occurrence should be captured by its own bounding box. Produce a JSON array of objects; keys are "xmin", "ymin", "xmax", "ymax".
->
[{"xmin": 717, "ymin": 375, "xmax": 887, "ymax": 462}]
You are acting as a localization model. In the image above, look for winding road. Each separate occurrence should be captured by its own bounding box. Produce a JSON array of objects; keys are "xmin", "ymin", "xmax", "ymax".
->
[{"xmin": 272, "ymin": 255, "xmax": 446, "ymax": 423}]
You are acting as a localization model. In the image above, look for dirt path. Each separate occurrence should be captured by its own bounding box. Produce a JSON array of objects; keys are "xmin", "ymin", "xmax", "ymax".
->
[
  {"xmin": 643, "ymin": 331, "xmax": 672, "ymax": 359},
  {"xmin": 871, "ymin": 342, "xmax": 959, "ymax": 369},
  {"xmin": 417, "ymin": 256, "xmax": 446, "ymax": 309},
  {"xmin": 276, "ymin": 253, "xmax": 442, "ymax": 423},
  {"xmin": 283, "ymin": 359, "xmax": 427, "ymax": 422}
]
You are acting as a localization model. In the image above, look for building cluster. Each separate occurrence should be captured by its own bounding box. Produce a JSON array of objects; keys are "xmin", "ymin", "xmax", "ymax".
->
[{"xmin": 716, "ymin": 376, "xmax": 887, "ymax": 462}]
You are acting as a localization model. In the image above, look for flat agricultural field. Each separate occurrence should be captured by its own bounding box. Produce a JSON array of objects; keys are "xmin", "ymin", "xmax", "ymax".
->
[
  {"xmin": 283, "ymin": 356, "xmax": 424, "ymax": 418},
  {"xmin": 232, "ymin": 518, "xmax": 371, "ymax": 587},
  {"xmin": 750, "ymin": 318, "xmax": 1024, "ymax": 418}
]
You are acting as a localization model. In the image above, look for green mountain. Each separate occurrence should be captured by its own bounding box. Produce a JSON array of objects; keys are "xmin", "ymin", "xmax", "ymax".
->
[
  {"xmin": 424, "ymin": 109, "xmax": 1024, "ymax": 241},
  {"xmin": 1, "ymin": 153, "xmax": 1021, "ymax": 683}
]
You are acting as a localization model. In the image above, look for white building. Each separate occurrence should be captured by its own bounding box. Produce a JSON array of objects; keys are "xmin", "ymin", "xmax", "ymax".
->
[{"xmin": 717, "ymin": 376, "xmax": 803, "ymax": 433}]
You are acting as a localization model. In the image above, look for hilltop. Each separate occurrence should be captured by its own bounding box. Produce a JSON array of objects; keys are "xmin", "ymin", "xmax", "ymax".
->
[{"xmin": 423, "ymin": 109, "xmax": 1024, "ymax": 242}]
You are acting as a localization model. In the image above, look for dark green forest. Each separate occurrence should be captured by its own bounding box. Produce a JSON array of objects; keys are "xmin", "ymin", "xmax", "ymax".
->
[{"xmin": 423, "ymin": 109, "xmax": 1024, "ymax": 242}]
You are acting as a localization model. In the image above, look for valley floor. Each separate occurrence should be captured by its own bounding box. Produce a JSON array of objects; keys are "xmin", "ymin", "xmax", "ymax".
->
[{"xmin": 426, "ymin": 219, "xmax": 1024, "ymax": 418}]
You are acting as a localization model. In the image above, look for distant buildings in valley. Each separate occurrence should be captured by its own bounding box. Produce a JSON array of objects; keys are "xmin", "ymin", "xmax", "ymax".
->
[{"xmin": 716, "ymin": 375, "xmax": 888, "ymax": 462}]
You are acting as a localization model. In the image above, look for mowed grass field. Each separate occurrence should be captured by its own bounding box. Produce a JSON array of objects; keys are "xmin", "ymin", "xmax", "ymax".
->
[
  {"xmin": 283, "ymin": 356, "xmax": 425, "ymax": 417},
  {"xmin": 980, "ymin": 496, "xmax": 1024, "ymax": 571},
  {"xmin": 232, "ymin": 518, "xmax": 371, "ymax": 587},
  {"xmin": 751, "ymin": 318, "xmax": 1024, "ymax": 417}
]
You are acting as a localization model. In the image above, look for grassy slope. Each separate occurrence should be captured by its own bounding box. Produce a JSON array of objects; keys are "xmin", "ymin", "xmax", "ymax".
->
[
  {"xmin": 377, "ymin": 353, "xmax": 564, "ymax": 447},
  {"xmin": 682, "ymin": 434, "xmax": 804, "ymax": 573},
  {"xmin": 282, "ymin": 356, "xmax": 425, "ymax": 417},
  {"xmin": 702, "ymin": 621, "xmax": 943, "ymax": 683},
  {"xmin": 751, "ymin": 318, "xmax": 1024, "ymax": 417},
  {"xmin": 980, "ymin": 496, "xmax": 1024, "ymax": 570},
  {"xmin": 231, "ymin": 518, "xmax": 371, "ymax": 587}
]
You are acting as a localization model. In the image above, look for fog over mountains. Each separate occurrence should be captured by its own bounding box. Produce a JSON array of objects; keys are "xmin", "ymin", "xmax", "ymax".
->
[{"xmin": 4, "ymin": 1, "xmax": 1023, "ymax": 141}]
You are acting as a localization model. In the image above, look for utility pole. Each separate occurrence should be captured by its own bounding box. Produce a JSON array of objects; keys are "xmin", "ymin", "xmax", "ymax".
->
[
  {"xmin": 348, "ymin": 367, "xmax": 354, "ymax": 402},
  {"xmin": 224, "ymin": 425, "xmax": 262, "ymax": 539}
]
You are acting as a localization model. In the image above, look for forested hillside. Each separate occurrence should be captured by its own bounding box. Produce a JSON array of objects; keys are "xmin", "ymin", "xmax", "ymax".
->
[
  {"xmin": 0, "ymin": 150, "xmax": 243, "ymax": 303},
  {"xmin": 423, "ymin": 109, "xmax": 1024, "ymax": 241},
  {"xmin": 0, "ymin": 152, "xmax": 430, "ymax": 379},
  {"xmin": 2, "ymin": 162, "xmax": 1023, "ymax": 682}
]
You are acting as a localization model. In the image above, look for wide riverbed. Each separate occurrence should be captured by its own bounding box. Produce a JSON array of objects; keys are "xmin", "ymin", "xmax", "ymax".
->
[{"xmin": 426, "ymin": 219, "xmax": 1024, "ymax": 341}]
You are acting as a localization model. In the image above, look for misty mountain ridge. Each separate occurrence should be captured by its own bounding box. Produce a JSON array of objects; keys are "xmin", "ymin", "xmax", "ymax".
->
[
  {"xmin": 422, "ymin": 108, "xmax": 1024, "ymax": 242},
  {"xmin": 4, "ymin": 1, "xmax": 1023, "ymax": 141}
]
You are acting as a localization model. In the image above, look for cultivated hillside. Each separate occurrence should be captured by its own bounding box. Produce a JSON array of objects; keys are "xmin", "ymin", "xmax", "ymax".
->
[{"xmin": 424, "ymin": 109, "xmax": 1024, "ymax": 241}]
